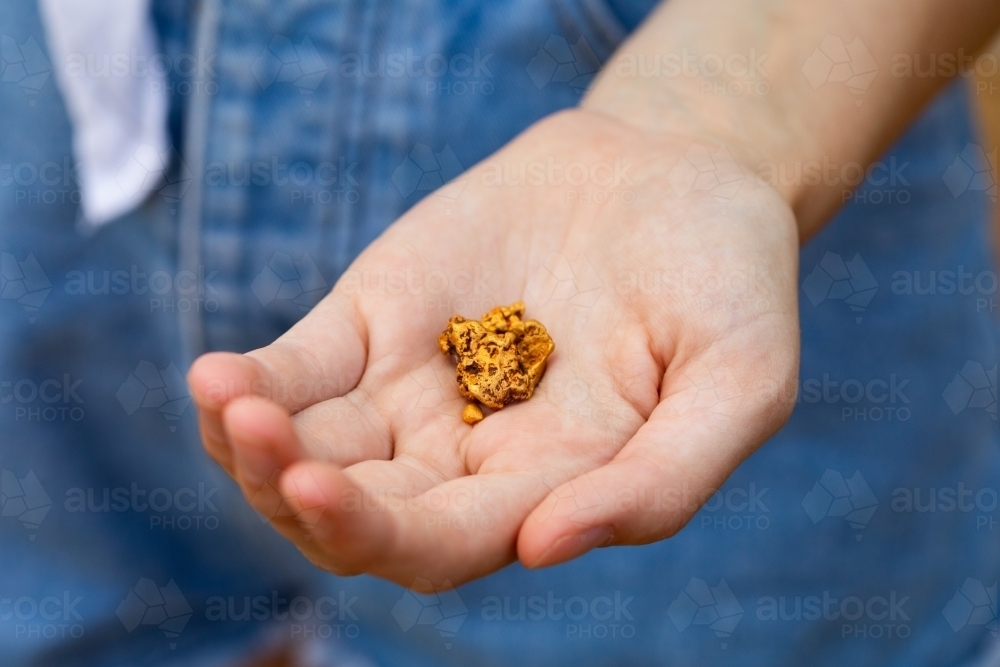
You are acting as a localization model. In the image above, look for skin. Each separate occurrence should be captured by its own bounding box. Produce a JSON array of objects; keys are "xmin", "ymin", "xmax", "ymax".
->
[{"xmin": 188, "ymin": 0, "xmax": 1000, "ymax": 590}]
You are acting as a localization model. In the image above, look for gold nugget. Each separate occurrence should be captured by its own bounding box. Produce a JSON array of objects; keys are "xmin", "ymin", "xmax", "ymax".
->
[
  {"xmin": 462, "ymin": 403, "xmax": 484, "ymax": 425},
  {"xmin": 438, "ymin": 301, "xmax": 555, "ymax": 415}
]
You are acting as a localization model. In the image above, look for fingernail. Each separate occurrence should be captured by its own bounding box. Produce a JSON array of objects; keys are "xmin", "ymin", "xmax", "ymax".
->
[{"xmin": 528, "ymin": 526, "xmax": 613, "ymax": 569}]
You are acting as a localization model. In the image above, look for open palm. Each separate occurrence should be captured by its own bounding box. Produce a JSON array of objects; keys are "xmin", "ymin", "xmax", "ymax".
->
[{"xmin": 188, "ymin": 109, "xmax": 800, "ymax": 590}]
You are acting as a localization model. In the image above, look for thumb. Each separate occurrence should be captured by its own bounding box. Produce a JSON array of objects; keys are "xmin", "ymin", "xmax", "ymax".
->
[{"xmin": 518, "ymin": 349, "xmax": 795, "ymax": 568}]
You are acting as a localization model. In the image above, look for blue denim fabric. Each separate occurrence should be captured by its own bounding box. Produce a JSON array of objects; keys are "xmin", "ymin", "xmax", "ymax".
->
[{"xmin": 1, "ymin": 0, "xmax": 997, "ymax": 666}]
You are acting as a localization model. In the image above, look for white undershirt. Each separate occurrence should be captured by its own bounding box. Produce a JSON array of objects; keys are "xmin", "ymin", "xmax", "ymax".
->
[{"xmin": 38, "ymin": 0, "xmax": 170, "ymax": 228}]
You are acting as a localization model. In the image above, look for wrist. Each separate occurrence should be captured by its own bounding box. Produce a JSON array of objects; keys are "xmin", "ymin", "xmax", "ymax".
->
[{"xmin": 582, "ymin": 63, "xmax": 815, "ymax": 235}]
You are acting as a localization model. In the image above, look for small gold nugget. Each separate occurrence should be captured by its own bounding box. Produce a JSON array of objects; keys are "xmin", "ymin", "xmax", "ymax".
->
[
  {"xmin": 438, "ymin": 301, "xmax": 555, "ymax": 417},
  {"xmin": 462, "ymin": 403, "xmax": 484, "ymax": 425}
]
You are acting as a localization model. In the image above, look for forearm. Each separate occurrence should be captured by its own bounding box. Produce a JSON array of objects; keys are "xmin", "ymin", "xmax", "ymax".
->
[{"xmin": 585, "ymin": 0, "xmax": 1000, "ymax": 239}]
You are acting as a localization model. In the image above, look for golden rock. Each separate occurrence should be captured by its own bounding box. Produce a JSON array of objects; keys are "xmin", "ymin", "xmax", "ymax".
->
[
  {"xmin": 461, "ymin": 403, "xmax": 484, "ymax": 425},
  {"xmin": 438, "ymin": 301, "xmax": 555, "ymax": 413}
]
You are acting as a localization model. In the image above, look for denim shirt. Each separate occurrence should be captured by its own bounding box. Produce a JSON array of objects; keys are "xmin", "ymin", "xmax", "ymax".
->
[{"xmin": 1, "ymin": 1, "xmax": 997, "ymax": 666}]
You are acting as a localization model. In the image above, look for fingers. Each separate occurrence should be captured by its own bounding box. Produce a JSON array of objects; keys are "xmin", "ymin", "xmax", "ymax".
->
[
  {"xmin": 218, "ymin": 393, "xmax": 439, "ymax": 580},
  {"xmin": 188, "ymin": 291, "xmax": 368, "ymax": 473},
  {"xmin": 223, "ymin": 397, "xmax": 304, "ymax": 489},
  {"xmin": 221, "ymin": 386, "xmax": 612, "ymax": 588},
  {"xmin": 281, "ymin": 461, "xmax": 557, "ymax": 588},
  {"xmin": 290, "ymin": 391, "xmax": 393, "ymax": 465},
  {"xmin": 221, "ymin": 396, "xmax": 391, "ymax": 537},
  {"xmin": 278, "ymin": 381, "xmax": 639, "ymax": 587},
  {"xmin": 518, "ymin": 350, "xmax": 794, "ymax": 569},
  {"xmin": 214, "ymin": 419, "xmax": 546, "ymax": 588},
  {"xmin": 516, "ymin": 406, "xmax": 735, "ymax": 568},
  {"xmin": 244, "ymin": 290, "xmax": 368, "ymax": 413},
  {"xmin": 188, "ymin": 353, "xmax": 262, "ymax": 474},
  {"xmin": 220, "ymin": 396, "xmax": 320, "ymax": 549}
]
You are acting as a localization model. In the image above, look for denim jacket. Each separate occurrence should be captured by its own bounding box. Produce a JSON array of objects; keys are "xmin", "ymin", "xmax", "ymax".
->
[{"xmin": 1, "ymin": 1, "xmax": 997, "ymax": 665}]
